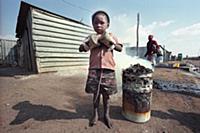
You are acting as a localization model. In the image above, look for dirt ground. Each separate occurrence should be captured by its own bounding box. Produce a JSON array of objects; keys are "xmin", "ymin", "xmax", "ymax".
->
[{"xmin": 0, "ymin": 66, "xmax": 200, "ymax": 133}]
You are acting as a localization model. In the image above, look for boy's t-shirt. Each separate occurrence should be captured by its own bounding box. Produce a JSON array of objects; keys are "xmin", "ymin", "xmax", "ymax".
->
[
  {"xmin": 82, "ymin": 33, "xmax": 122, "ymax": 70},
  {"xmin": 89, "ymin": 45, "xmax": 115, "ymax": 70}
]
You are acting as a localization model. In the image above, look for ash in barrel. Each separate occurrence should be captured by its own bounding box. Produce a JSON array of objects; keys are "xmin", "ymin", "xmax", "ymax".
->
[
  {"xmin": 122, "ymin": 64, "xmax": 153, "ymax": 113},
  {"xmin": 123, "ymin": 64, "xmax": 153, "ymax": 90},
  {"xmin": 123, "ymin": 64, "xmax": 152, "ymax": 76}
]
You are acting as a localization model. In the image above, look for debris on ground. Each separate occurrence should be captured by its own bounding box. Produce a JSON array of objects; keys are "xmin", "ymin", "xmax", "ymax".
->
[{"xmin": 154, "ymin": 79, "xmax": 200, "ymax": 97}]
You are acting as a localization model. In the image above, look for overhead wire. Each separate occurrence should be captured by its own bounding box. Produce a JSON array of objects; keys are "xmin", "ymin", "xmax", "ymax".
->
[{"xmin": 62, "ymin": 0, "xmax": 92, "ymax": 13}]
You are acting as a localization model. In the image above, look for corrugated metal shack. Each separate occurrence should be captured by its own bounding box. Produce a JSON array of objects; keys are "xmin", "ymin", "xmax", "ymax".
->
[
  {"xmin": 0, "ymin": 39, "xmax": 17, "ymax": 66},
  {"xmin": 16, "ymin": 1, "xmax": 93, "ymax": 73}
]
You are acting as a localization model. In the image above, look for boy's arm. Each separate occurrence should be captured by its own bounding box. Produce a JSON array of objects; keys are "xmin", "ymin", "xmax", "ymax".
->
[
  {"xmin": 111, "ymin": 34, "xmax": 123, "ymax": 52},
  {"xmin": 79, "ymin": 44, "xmax": 87, "ymax": 52},
  {"xmin": 114, "ymin": 43, "xmax": 123, "ymax": 52},
  {"xmin": 79, "ymin": 36, "xmax": 90, "ymax": 52}
]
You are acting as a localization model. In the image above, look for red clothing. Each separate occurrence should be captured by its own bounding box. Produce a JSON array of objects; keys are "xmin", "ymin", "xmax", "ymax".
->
[
  {"xmin": 145, "ymin": 40, "xmax": 160, "ymax": 56},
  {"xmin": 89, "ymin": 45, "xmax": 116, "ymax": 70},
  {"xmin": 82, "ymin": 33, "xmax": 122, "ymax": 70}
]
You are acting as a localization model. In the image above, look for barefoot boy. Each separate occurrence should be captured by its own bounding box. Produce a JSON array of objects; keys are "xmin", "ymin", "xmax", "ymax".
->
[{"xmin": 79, "ymin": 10, "xmax": 123, "ymax": 128}]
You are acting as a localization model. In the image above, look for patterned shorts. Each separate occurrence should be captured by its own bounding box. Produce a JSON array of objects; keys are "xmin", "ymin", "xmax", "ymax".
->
[{"xmin": 85, "ymin": 69, "xmax": 117, "ymax": 95}]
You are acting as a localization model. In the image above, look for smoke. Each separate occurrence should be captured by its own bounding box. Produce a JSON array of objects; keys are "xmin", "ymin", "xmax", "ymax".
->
[{"xmin": 114, "ymin": 51, "xmax": 153, "ymax": 91}]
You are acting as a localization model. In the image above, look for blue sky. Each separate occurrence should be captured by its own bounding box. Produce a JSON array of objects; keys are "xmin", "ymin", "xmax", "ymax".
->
[{"xmin": 0, "ymin": 0, "xmax": 200, "ymax": 57}]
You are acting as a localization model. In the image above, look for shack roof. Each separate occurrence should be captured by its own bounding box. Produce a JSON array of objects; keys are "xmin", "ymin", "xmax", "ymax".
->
[{"xmin": 16, "ymin": 1, "xmax": 91, "ymax": 38}]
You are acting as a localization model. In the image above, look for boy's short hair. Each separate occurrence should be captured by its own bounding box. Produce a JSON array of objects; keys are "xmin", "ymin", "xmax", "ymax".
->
[{"xmin": 92, "ymin": 10, "xmax": 110, "ymax": 25}]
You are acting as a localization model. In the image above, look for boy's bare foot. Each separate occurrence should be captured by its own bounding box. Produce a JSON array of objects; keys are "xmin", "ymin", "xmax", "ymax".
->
[
  {"xmin": 89, "ymin": 115, "xmax": 98, "ymax": 127},
  {"xmin": 104, "ymin": 116, "xmax": 112, "ymax": 128}
]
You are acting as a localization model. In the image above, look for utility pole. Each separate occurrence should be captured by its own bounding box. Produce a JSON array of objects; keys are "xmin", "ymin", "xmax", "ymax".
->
[{"xmin": 136, "ymin": 13, "xmax": 140, "ymax": 56}]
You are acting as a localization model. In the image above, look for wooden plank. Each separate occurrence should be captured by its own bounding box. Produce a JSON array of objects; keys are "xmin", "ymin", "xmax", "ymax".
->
[
  {"xmin": 32, "ymin": 29, "xmax": 85, "ymax": 41},
  {"xmin": 35, "ymin": 41, "xmax": 80, "ymax": 49},
  {"xmin": 32, "ymin": 10, "xmax": 92, "ymax": 31},
  {"xmin": 39, "ymin": 57, "xmax": 89, "ymax": 63},
  {"xmin": 33, "ymin": 35, "xmax": 83, "ymax": 45},
  {"xmin": 27, "ymin": 10, "xmax": 38, "ymax": 72},
  {"xmin": 22, "ymin": 29, "xmax": 30, "ymax": 70},
  {"xmin": 17, "ymin": 38, "xmax": 25, "ymax": 67},
  {"xmin": 25, "ymin": 29, "xmax": 32, "ymax": 71},
  {"xmin": 32, "ymin": 18, "xmax": 92, "ymax": 34},
  {"xmin": 36, "ymin": 51, "xmax": 89, "ymax": 58},
  {"xmin": 35, "ymin": 46, "xmax": 79, "ymax": 53},
  {"xmin": 40, "ymin": 61, "xmax": 88, "ymax": 67},
  {"xmin": 36, "ymin": 57, "xmax": 41, "ymax": 73},
  {"xmin": 33, "ymin": 24, "xmax": 89, "ymax": 38}
]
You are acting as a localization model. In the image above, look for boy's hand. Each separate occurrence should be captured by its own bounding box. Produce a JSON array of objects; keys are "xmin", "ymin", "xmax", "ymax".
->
[
  {"xmin": 79, "ymin": 44, "xmax": 86, "ymax": 52},
  {"xmin": 99, "ymin": 33, "xmax": 116, "ymax": 48},
  {"xmin": 105, "ymin": 33, "xmax": 117, "ymax": 45},
  {"xmin": 107, "ymin": 44, "xmax": 115, "ymax": 51}
]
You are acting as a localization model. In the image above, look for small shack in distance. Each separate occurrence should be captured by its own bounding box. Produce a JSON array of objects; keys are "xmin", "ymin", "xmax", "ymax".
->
[{"xmin": 16, "ymin": 1, "xmax": 94, "ymax": 73}]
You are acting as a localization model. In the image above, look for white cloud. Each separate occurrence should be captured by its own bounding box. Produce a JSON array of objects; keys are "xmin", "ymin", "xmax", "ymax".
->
[
  {"xmin": 110, "ymin": 14, "xmax": 174, "ymax": 47},
  {"xmin": 112, "ymin": 13, "xmax": 128, "ymax": 22},
  {"xmin": 171, "ymin": 23, "xmax": 200, "ymax": 36},
  {"xmin": 110, "ymin": 14, "xmax": 199, "ymax": 56},
  {"xmin": 146, "ymin": 20, "xmax": 174, "ymax": 31},
  {"xmin": 157, "ymin": 20, "xmax": 174, "ymax": 27},
  {"xmin": 110, "ymin": 14, "xmax": 200, "ymax": 56},
  {"xmin": 164, "ymin": 22, "xmax": 200, "ymax": 56}
]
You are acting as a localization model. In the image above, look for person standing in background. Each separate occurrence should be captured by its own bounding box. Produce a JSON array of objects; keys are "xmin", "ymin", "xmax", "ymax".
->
[{"xmin": 144, "ymin": 35, "xmax": 160, "ymax": 65}]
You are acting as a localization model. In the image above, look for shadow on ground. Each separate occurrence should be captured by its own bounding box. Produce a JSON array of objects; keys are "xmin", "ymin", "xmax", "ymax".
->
[
  {"xmin": 152, "ymin": 109, "xmax": 200, "ymax": 133},
  {"xmin": 10, "ymin": 101, "xmax": 200, "ymax": 132},
  {"xmin": 0, "ymin": 66, "xmax": 33, "ymax": 77},
  {"xmin": 10, "ymin": 100, "xmax": 125, "ymax": 126},
  {"xmin": 10, "ymin": 101, "xmax": 91, "ymax": 125}
]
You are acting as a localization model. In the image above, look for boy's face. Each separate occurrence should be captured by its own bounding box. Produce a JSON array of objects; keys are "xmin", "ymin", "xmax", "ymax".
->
[{"xmin": 92, "ymin": 13, "xmax": 109, "ymax": 34}]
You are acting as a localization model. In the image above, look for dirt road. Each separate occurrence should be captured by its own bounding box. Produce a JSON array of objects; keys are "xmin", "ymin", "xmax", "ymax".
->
[{"xmin": 0, "ymin": 67, "xmax": 200, "ymax": 133}]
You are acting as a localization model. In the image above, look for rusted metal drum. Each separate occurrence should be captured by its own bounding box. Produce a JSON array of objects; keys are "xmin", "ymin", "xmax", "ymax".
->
[{"xmin": 122, "ymin": 64, "xmax": 153, "ymax": 123}]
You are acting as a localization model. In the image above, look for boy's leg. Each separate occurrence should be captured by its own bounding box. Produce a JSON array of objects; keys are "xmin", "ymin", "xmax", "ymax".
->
[
  {"xmin": 102, "ymin": 92, "xmax": 112, "ymax": 128},
  {"xmin": 89, "ymin": 92, "xmax": 100, "ymax": 126}
]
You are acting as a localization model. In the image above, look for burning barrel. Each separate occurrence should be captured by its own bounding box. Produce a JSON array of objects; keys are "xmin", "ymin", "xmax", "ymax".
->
[{"xmin": 122, "ymin": 64, "xmax": 153, "ymax": 123}]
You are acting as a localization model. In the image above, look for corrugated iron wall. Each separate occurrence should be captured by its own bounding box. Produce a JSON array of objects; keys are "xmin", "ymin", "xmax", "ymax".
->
[
  {"xmin": 0, "ymin": 39, "xmax": 17, "ymax": 65},
  {"xmin": 31, "ymin": 9, "xmax": 94, "ymax": 73}
]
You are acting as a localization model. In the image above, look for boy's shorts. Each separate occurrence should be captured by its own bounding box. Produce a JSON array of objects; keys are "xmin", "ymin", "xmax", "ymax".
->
[{"xmin": 85, "ymin": 69, "xmax": 117, "ymax": 95}]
